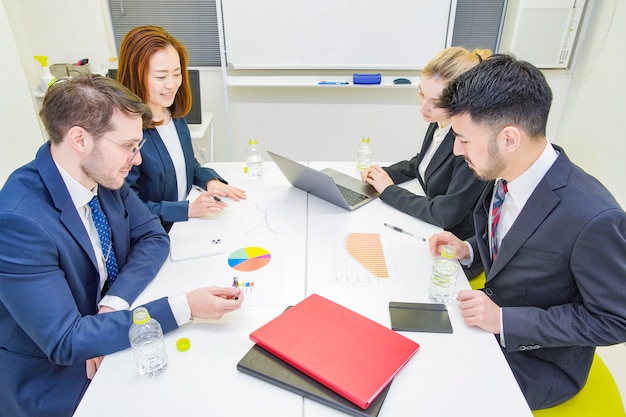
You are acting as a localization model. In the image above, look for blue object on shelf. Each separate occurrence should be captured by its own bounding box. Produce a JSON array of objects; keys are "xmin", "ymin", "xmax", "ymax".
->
[{"xmin": 353, "ymin": 73, "xmax": 382, "ymax": 85}]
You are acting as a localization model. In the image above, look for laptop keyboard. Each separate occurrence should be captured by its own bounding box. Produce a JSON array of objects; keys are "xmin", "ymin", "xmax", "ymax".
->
[{"xmin": 336, "ymin": 184, "xmax": 369, "ymax": 206}]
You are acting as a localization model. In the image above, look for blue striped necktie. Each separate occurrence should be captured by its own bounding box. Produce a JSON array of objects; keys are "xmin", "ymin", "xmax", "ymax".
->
[
  {"xmin": 491, "ymin": 179, "xmax": 508, "ymax": 261},
  {"xmin": 88, "ymin": 196, "xmax": 119, "ymax": 290}
]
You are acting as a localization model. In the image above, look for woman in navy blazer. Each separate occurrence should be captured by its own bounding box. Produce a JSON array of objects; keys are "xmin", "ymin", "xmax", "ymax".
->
[
  {"xmin": 361, "ymin": 47, "xmax": 489, "ymax": 246},
  {"xmin": 119, "ymin": 26, "xmax": 246, "ymax": 231}
]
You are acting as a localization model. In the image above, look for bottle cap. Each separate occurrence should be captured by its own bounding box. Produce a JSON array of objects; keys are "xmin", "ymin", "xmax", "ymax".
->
[
  {"xmin": 34, "ymin": 55, "xmax": 49, "ymax": 67},
  {"xmin": 176, "ymin": 337, "xmax": 191, "ymax": 352},
  {"xmin": 441, "ymin": 245, "xmax": 456, "ymax": 259},
  {"xmin": 132, "ymin": 307, "xmax": 151, "ymax": 325},
  {"xmin": 361, "ymin": 136, "xmax": 370, "ymax": 143},
  {"xmin": 248, "ymin": 137, "xmax": 258, "ymax": 144}
]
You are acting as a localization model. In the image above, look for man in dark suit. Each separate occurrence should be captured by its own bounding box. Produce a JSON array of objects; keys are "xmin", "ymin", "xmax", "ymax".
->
[
  {"xmin": 428, "ymin": 54, "xmax": 626, "ymax": 409},
  {"xmin": 0, "ymin": 74, "xmax": 242, "ymax": 417}
]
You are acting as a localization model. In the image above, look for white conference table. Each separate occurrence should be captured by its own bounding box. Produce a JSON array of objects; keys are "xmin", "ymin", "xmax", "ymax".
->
[{"xmin": 74, "ymin": 161, "xmax": 532, "ymax": 417}]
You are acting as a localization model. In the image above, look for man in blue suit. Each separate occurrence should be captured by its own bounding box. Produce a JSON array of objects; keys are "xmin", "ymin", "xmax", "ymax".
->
[
  {"xmin": 0, "ymin": 74, "xmax": 242, "ymax": 417},
  {"xmin": 429, "ymin": 55, "xmax": 626, "ymax": 409}
]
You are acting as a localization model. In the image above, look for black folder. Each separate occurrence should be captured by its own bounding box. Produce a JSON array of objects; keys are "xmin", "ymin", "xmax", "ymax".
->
[
  {"xmin": 388, "ymin": 302, "xmax": 453, "ymax": 333},
  {"xmin": 237, "ymin": 343, "xmax": 392, "ymax": 417}
]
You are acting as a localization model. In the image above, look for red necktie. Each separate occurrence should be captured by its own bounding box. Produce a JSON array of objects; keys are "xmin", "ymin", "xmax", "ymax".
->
[{"xmin": 491, "ymin": 179, "xmax": 508, "ymax": 261}]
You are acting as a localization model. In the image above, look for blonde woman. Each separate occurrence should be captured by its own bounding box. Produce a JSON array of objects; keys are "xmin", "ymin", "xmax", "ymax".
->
[{"xmin": 361, "ymin": 47, "xmax": 491, "ymax": 276}]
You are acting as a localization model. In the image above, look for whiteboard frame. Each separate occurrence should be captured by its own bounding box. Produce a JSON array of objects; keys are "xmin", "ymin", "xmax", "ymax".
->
[{"xmin": 219, "ymin": 0, "xmax": 453, "ymax": 71}]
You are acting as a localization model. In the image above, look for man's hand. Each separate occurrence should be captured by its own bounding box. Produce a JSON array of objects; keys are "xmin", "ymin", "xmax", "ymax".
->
[
  {"xmin": 457, "ymin": 290, "xmax": 501, "ymax": 334},
  {"xmin": 86, "ymin": 356, "xmax": 103, "ymax": 380},
  {"xmin": 428, "ymin": 231, "xmax": 470, "ymax": 260},
  {"xmin": 85, "ymin": 306, "xmax": 116, "ymax": 379},
  {"xmin": 187, "ymin": 286, "xmax": 243, "ymax": 320}
]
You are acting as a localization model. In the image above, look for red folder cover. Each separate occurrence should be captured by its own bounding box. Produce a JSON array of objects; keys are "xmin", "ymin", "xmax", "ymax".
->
[{"xmin": 249, "ymin": 294, "xmax": 420, "ymax": 409}]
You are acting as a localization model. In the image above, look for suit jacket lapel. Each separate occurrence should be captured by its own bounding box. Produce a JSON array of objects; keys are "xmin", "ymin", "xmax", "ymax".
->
[
  {"xmin": 174, "ymin": 118, "xmax": 196, "ymax": 193},
  {"xmin": 36, "ymin": 144, "xmax": 99, "ymax": 271},
  {"xmin": 145, "ymin": 127, "xmax": 178, "ymax": 200},
  {"xmin": 415, "ymin": 123, "xmax": 437, "ymax": 190},
  {"xmin": 484, "ymin": 148, "xmax": 568, "ymax": 278},
  {"xmin": 475, "ymin": 181, "xmax": 493, "ymax": 273},
  {"xmin": 490, "ymin": 181, "xmax": 560, "ymax": 276},
  {"xmin": 416, "ymin": 123, "xmax": 436, "ymax": 166},
  {"xmin": 424, "ymin": 129, "xmax": 455, "ymax": 181}
]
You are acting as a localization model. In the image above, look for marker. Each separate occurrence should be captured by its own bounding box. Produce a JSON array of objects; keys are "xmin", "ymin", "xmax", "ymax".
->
[
  {"xmin": 318, "ymin": 81, "xmax": 349, "ymax": 85},
  {"xmin": 212, "ymin": 195, "xmax": 222, "ymax": 202},
  {"xmin": 232, "ymin": 277, "xmax": 239, "ymax": 300},
  {"xmin": 384, "ymin": 223, "xmax": 426, "ymax": 242}
]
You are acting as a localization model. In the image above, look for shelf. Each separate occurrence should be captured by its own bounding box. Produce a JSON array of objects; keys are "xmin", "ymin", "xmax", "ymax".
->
[
  {"xmin": 188, "ymin": 112, "xmax": 214, "ymax": 164},
  {"xmin": 226, "ymin": 75, "xmax": 420, "ymax": 88}
]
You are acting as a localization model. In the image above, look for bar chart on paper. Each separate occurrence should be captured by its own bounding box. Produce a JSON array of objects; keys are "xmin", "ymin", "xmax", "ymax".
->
[
  {"xmin": 346, "ymin": 233, "xmax": 389, "ymax": 278},
  {"xmin": 331, "ymin": 232, "xmax": 400, "ymax": 285}
]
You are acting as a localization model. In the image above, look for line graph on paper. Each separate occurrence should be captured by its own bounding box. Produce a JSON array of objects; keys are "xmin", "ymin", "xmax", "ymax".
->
[
  {"xmin": 234, "ymin": 198, "xmax": 289, "ymax": 237},
  {"xmin": 208, "ymin": 192, "xmax": 290, "ymax": 239},
  {"xmin": 330, "ymin": 232, "xmax": 400, "ymax": 285}
]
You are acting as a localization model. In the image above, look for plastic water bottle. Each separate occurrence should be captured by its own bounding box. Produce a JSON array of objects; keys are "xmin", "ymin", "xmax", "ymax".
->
[
  {"xmin": 428, "ymin": 245, "xmax": 459, "ymax": 304},
  {"xmin": 356, "ymin": 136, "xmax": 373, "ymax": 172},
  {"xmin": 128, "ymin": 307, "xmax": 168, "ymax": 378},
  {"xmin": 245, "ymin": 137, "xmax": 263, "ymax": 179}
]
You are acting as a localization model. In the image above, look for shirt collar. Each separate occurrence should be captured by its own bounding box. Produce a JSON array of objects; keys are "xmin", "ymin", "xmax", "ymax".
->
[
  {"xmin": 53, "ymin": 161, "xmax": 98, "ymax": 210},
  {"xmin": 503, "ymin": 139, "xmax": 559, "ymax": 211},
  {"xmin": 433, "ymin": 124, "xmax": 452, "ymax": 143}
]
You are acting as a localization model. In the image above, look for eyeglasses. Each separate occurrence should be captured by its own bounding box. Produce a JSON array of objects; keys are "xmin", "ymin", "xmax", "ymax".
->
[{"xmin": 83, "ymin": 128, "xmax": 147, "ymax": 161}]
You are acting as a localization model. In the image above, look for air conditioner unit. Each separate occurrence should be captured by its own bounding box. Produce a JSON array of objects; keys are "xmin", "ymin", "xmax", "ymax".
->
[{"xmin": 499, "ymin": 0, "xmax": 588, "ymax": 69}]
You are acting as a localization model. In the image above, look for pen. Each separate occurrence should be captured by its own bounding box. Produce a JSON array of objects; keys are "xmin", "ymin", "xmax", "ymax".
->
[
  {"xmin": 384, "ymin": 223, "xmax": 426, "ymax": 242},
  {"xmin": 212, "ymin": 195, "xmax": 222, "ymax": 202},
  {"xmin": 318, "ymin": 81, "xmax": 349, "ymax": 85}
]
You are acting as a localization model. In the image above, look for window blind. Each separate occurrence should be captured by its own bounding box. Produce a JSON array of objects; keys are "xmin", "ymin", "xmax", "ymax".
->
[
  {"xmin": 108, "ymin": 0, "xmax": 221, "ymax": 66},
  {"xmin": 451, "ymin": 0, "xmax": 507, "ymax": 51}
]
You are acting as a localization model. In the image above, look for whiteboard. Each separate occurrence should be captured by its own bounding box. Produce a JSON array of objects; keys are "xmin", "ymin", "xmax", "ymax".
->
[{"xmin": 220, "ymin": 0, "xmax": 452, "ymax": 70}]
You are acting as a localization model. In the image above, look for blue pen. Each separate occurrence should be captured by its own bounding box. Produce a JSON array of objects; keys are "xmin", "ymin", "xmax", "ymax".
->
[{"xmin": 318, "ymin": 81, "xmax": 349, "ymax": 85}]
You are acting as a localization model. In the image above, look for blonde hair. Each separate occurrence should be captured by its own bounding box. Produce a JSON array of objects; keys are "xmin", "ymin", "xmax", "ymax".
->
[{"xmin": 422, "ymin": 47, "xmax": 493, "ymax": 83}]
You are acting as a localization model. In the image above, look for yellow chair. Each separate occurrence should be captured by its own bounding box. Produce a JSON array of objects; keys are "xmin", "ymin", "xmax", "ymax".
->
[
  {"xmin": 468, "ymin": 272, "xmax": 625, "ymax": 416},
  {"xmin": 533, "ymin": 353, "xmax": 625, "ymax": 417},
  {"xmin": 469, "ymin": 271, "xmax": 486, "ymax": 290}
]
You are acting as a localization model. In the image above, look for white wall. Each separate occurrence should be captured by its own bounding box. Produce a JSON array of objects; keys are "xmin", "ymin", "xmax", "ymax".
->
[
  {"xmin": 0, "ymin": 1, "xmax": 43, "ymax": 186},
  {"xmin": 557, "ymin": 0, "xmax": 626, "ymax": 207},
  {"xmin": 1, "ymin": 0, "xmax": 624, "ymax": 207}
]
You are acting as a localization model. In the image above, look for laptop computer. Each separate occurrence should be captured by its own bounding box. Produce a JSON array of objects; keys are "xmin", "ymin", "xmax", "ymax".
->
[{"xmin": 268, "ymin": 151, "xmax": 379, "ymax": 211}]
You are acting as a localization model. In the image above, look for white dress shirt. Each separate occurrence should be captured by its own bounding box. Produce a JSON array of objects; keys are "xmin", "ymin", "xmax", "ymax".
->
[
  {"xmin": 54, "ymin": 162, "xmax": 129, "ymax": 311},
  {"xmin": 157, "ymin": 120, "xmax": 188, "ymax": 201},
  {"xmin": 491, "ymin": 139, "xmax": 559, "ymax": 247},
  {"xmin": 418, "ymin": 123, "xmax": 452, "ymax": 179},
  {"xmin": 493, "ymin": 140, "xmax": 558, "ymax": 347},
  {"xmin": 54, "ymin": 162, "xmax": 192, "ymax": 325}
]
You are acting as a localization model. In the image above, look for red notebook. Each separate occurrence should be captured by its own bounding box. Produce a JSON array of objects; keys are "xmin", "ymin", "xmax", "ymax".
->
[{"xmin": 249, "ymin": 294, "xmax": 420, "ymax": 409}]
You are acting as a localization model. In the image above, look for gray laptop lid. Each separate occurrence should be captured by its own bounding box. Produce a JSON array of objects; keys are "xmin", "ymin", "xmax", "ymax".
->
[{"xmin": 268, "ymin": 151, "xmax": 379, "ymax": 211}]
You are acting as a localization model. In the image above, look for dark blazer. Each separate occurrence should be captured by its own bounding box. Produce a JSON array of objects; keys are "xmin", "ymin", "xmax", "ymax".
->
[
  {"xmin": 381, "ymin": 123, "xmax": 486, "ymax": 240},
  {"xmin": 127, "ymin": 117, "xmax": 226, "ymax": 229},
  {"xmin": 469, "ymin": 145, "xmax": 626, "ymax": 409},
  {"xmin": 0, "ymin": 143, "xmax": 175, "ymax": 417}
]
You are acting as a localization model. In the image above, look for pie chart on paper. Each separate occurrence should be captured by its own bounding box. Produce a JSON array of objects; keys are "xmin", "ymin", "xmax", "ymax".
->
[{"xmin": 228, "ymin": 247, "xmax": 272, "ymax": 272}]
